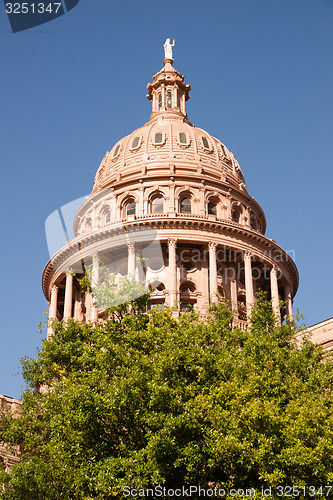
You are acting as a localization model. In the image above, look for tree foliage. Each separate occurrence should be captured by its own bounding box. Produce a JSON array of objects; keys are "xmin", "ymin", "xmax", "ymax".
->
[{"xmin": 1, "ymin": 295, "xmax": 333, "ymax": 499}]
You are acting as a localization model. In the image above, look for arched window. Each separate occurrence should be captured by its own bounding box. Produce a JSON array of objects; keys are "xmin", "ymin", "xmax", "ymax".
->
[
  {"xmin": 166, "ymin": 91, "xmax": 172, "ymax": 109},
  {"xmin": 113, "ymin": 144, "xmax": 120, "ymax": 157},
  {"xmin": 232, "ymin": 206, "xmax": 241, "ymax": 223},
  {"xmin": 179, "ymin": 132, "xmax": 188, "ymax": 145},
  {"xmin": 151, "ymin": 281, "xmax": 165, "ymax": 292},
  {"xmin": 180, "ymin": 282, "xmax": 196, "ymax": 293},
  {"xmin": 177, "ymin": 92, "xmax": 181, "ymax": 109},
  {"xmin": 180, "ymin": 196, "xmax": 191, "ymax": 214},
  {"xmin": 202, "ymin": 137, "xmax": 210, "ymax": 149},
  {"xmin": 105, "ymin": 209, "xmax": 111, "ymax": 225},
  {"xmin": 154, "ymin": 132, "xmax": 163, "ymax": 144},
  {"xmin": 126, "ymin": 200, "xmax": 136, "ymax": 217},
  {"xmin": 151, "ymin": 196, "xmax": 164, "ymax": 214},
  {"xmin": 85, "ymin": 218, "xmax": 92, "ymax": 232},
  {"xmin": 208, "ymin": 201, "xmax": 217, "ymax": 216},
  {"xmin": 158, "ymin": 93, "xmax": 162, "ymax": 110},
  {"xmin": 131, "ymin": 136, "xmax": 140, "ymax": 149}
]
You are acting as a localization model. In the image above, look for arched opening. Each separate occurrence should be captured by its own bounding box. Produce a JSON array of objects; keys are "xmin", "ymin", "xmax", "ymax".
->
[
  {"xmin": 207, "ymin": 200, "xmax": 217, "ymax": 216},
  {"xmin": 158, "ymin": 93, "xmax": 162, "ymax": 110},
  {"xmin": 179, "ymin": 196, "xmax": 191, "ymax": 214},
  {"xmin": 126, "ymin": 200, "xmax": 136, "ymax": 217},
  {"xmin": 232, "ymin": 205, "xmax": 241, "ymax": 223},
  {"xmin": 237, "ymin": 294, "xmax": 247, "ymax": 320},
  {"xmin": 104, "ymin": 209, "xmax": 111, "ymax": 225},
  {"xmin": 85, "ymin": 218, "xmax": 92, "ymax": 232},
  {"xmin": 166, "ymin": 91, "xmax": 172, "ymax": 109},
  {"xmin": 150, "ymin": 195, "xmax": 164, "ymax": 214}
]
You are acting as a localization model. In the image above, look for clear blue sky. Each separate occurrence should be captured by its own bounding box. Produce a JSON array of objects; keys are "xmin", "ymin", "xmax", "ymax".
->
[{"xmin": 1, "ymin": 0, "xmax": 332, "ymax": 399}]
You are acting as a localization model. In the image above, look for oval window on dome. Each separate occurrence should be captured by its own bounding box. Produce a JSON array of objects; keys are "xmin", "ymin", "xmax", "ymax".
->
[
  {"xmin": 113, "ymin": 144, "xmax": 120, "ymax": 157},
  {"xmin": 179, "ymin": 132, "xmax": 188, "ymax": 145},
  {"xmin": 202, "ymin": 137, "xmax": 210, "ymax": 149},
  {"xmin": 131, "ymin": 136, "xmax": 141, "ymax": 149},
  {"xmin": 154, "ymin": 132, "xmax": 163, "ymax": 144}
]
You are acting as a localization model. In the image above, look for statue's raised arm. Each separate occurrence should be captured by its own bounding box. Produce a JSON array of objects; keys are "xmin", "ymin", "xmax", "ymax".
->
[{"xmin": 164, "ymin": 38, "xmax": 175, "ymax": 60}]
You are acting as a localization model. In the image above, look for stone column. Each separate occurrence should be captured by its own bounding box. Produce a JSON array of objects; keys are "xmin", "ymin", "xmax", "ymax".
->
[
  {"xmin": 90, "ymin": 255, "xmax": 99, "ymax": 324},
  {"xmin": 85, "ymin": 292, "xmax": 92, "ymax": 322},
  {"xmin": 230, "ymin": 278, "xmax": 238, "ymax": 315},
  {"xmin": 138, "ymin": 185, "xmax": 144, "ymax": 215},
  {"xmin": 169, "ymin": 182, "xmax": 176, "ymax": 215},
  {"xmin": 208, "ymin": 242, "xmax": 218, "ymax": 302},
  {"xmin": 161, "ymin": 83, "xmax": 165, "ymax": 109},
  {"xmin": 128, "ymin": 242, "xmax": 136, "ymax": 277},
  {"xmin": 47, "ymin": 284, "xmax": 58, "ymax": 338},
  {"xmin": 285, "ymin": 284, "xmax": 293, "ymax": 318},
  {"xmin": 199, "ymin": 186, "xmax": 206, "ymax": 216},
  {"xmin": 168, "ymin": 238, "xmax": 177, "ymax": 308},
  {"xmin": 63, "ymin": 272, "xmax": 74, "ymax": 321},
  {"xmin": 73, "ymin": 289, "xmax": 82, "ymax": 321},
  {"xmin": 244, "ymin": 251, "xmax": 255, "ymax": 317},
  {"xmin": 270, "ymin": 265, "xmax": 281, "ymax": 325},
  {"xmin": 226, "ymin": 194, "xmax": 232, "ymax": 220}
]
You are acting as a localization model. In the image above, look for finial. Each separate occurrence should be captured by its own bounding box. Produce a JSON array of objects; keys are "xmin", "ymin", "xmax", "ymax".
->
[{"xmin": 164, "ymin": 38, "xmax": 175, "ymax": 60}]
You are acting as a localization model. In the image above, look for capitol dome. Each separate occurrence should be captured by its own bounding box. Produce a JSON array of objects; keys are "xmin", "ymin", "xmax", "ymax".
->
[{"xmin": 43, "ymin": 54, "xmax": 298, "ymax": 333}]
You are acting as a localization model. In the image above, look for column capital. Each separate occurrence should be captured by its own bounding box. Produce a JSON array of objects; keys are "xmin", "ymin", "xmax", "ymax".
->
[
  {"xmin": 244, "ymin": 251, "xmax": 252, "ymax": 261},
  {"xmin": 208, "ymin": 241, "xmax": 218, "ymax": 251},
  {"xmin": 65, "ymin": 268, "xmax": 76, "ymax": 276},
  {"xmin": 127, "ymin": 242, "xmax": 136, "ymax": 251},
  {"xmin": 270, "ymin": 264, "xmax": 278, "ymax": 276},
  {"xmin": 167, "ymin": 238, "xmax": 177, "ymax": 248},
  {"xmin": 51, "ymin": 284, "xmax": 58, "ymax": 294}
]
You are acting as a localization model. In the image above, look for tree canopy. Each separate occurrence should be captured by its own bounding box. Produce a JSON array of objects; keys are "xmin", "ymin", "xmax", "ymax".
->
[{"xmin": 1, "ymin": 295, "xmax": 333, "ymax": 499}]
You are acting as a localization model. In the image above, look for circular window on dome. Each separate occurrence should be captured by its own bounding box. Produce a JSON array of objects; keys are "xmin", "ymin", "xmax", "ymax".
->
[
  {"xmin": 181, "ymin": 261, "xmax": 195, "ymax": 272},
  {"xmin": 112, "ymin": 144, "xmax": 121, "ymax": 158},
  {"xmin": 130, "ymin": 136, "xmax": 141, "ymax": 150},
  {"xmin": 148, "ymin": 256, "xmax": 164, "ymax": 272}
]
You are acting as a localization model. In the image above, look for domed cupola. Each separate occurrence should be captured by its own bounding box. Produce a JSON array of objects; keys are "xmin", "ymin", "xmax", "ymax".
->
[{"xmin": 146, "ymin": 54, "xmax": 191, "ymax": 124}]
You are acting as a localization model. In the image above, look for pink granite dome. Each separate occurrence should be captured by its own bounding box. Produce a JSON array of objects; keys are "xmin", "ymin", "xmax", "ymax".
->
[{"xmin": 93, "ymin": 60, "xmax": 246, "ymax": 195}]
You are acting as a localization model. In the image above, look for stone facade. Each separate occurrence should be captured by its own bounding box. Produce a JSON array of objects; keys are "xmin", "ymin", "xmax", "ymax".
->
[
  {"xmin": 0, "ymin": 394, "xmax": 21, "ymax": 471},
  {"xmin": 42, "ymin": 57, "xmax": 298, "ymax": 333},
  {"xmin": 304, "ymin": 318, "xmax": 333, "ymax": 351}
]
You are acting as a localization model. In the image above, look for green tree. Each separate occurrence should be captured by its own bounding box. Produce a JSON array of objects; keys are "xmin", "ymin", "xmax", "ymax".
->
[{"xmin": 1, "ymin": 295, "xmax": 333, "ymax": 499}]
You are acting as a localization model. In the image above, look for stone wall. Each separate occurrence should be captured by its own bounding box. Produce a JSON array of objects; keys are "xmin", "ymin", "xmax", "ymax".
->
[{"xmin": 0, "ymin": 394, "xmax": 21, "ymax": 472}]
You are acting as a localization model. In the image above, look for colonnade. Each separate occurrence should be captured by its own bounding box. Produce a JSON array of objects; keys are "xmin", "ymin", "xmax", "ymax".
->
[{"xmin": 47, "ymin": 241, "xmax": 293, "ymax": 336}]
